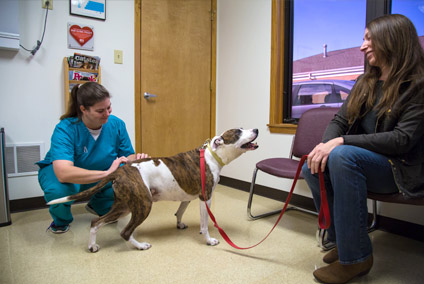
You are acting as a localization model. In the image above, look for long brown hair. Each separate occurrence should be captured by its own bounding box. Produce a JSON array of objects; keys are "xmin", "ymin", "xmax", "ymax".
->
[
  {"xmin": 347, "ymin": 14, "xmax": 424, "ymax": 124},
  {"xmin": 60, "ymin": 82, "xmax": 110, "ymax": 120}
]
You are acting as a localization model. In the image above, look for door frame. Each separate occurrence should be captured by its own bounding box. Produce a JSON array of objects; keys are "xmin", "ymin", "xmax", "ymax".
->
[{"xmin": 134, "ymin": 0, "xmax": 217, "ymax": 153}]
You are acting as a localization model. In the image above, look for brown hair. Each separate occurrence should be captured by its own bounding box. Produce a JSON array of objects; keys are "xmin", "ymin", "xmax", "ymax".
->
[
  {"xmin": 347, "ymin": 14, "xmax": 424, "ymax": 124},
  {"xmin": 60, "ymin": 82, "xmax": 110, "ymax": 120}
]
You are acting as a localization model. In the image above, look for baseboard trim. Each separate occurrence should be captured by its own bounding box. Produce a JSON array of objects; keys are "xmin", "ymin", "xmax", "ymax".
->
[
  {"xmin": 10, "ymin": 196, "xmax": 48, "ymax": 213},
  {"xmin": 219, "ymin": 176, "xmax": 424, "ymax": 243},
  {"xmin": 10, "ymin": 197, "xmax": 88, "ymax": 213},
  {"xmin": 219, "ymin": 176, "xmax": 317, "ymax": 211},
  {"xmin": 9, "ymin": 177, "xmax": 424, "ymax": 243}
]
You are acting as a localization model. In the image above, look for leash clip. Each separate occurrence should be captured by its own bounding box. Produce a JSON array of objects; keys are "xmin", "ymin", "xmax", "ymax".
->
[{"xmin": 201, "ymin": 138, "xmax": 210, "ymax": 149}]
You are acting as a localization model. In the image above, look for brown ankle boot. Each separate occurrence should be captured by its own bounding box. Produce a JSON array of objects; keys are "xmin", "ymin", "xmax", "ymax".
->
[
  {"xmin": 313, "ymin": 255, "xmax": 373, "ymax": 284},
  {"xmin": 323, "ymin": 247, "xmax": 338, "ymax": 264}
]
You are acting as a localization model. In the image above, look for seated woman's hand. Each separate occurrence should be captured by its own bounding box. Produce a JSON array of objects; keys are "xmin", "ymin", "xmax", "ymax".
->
[{"xmin": 307, "ymin": 137, "xmax": 344, "ymax": 174}]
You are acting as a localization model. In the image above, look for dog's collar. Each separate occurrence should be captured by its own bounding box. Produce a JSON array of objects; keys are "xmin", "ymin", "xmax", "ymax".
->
[{"xmin": 206, "ymin": 141, "xmax": 226, "ymax": 167}]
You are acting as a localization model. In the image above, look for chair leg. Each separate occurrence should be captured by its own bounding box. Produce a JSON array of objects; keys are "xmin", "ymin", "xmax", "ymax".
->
[
  {"xmin": 316, "ymin": 228, "xmax": 336, "ymax": 251},
  {"xmin": 368, "ymin": 199, "xmax": 378, "ymax": 232},
  {"xmin": 247, "ymin": 168, "xmax": 282, "ymax": 220},
  {"xmin": 316, "ymin": 199, "xmax": 378, "ymax": 250},
  {"xmin": 247, "ymin": 168, "xmax": 318, "ymax": 220},
  {"xmin": 286, "ymin": 204, "xmax": 318, "ymax": 215}
]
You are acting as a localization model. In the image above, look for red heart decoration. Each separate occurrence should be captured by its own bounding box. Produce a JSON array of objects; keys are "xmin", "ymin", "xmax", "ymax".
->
[{"xmin": 69, "ymin": 25, "xmax": 93, "ymax": 46}]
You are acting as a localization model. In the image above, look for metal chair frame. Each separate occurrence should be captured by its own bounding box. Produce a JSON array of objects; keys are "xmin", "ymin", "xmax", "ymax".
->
[
  {"xmin": 247, "ymin": 108, "xmax": 339, "ymax": 221},
  {"xmin": 247, "ymin": 141, "xmax": 317, "ymax": 220}
]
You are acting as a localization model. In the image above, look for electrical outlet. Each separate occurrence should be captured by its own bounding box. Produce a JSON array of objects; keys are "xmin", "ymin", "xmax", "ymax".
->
[
  {"xmin": 114, "ymin": 50, "xmax": 123, "ymax": 64},
  {"xmin": 42, "ymin": 0, "xmax": 53, "ymax": 10}
]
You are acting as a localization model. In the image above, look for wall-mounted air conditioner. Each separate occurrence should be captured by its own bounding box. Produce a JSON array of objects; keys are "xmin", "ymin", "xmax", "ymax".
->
[{"xmin": 0, "ymin": 0, "xmax": 20, "ymax": 51}]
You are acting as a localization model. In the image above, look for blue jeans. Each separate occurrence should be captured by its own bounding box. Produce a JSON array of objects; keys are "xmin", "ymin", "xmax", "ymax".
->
[
  {"xmin": 301, "ymin": 145, "xmax": 398, "ymax": 264},
  {"xmin": 38, "ymin": 164, "xmax": 114, "ymax": 226}
]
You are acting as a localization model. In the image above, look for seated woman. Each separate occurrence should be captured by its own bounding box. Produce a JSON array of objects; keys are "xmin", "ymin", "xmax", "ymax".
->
[
  {"xmin": 37, "ymin": 82, "xmax": 148, "ymax": 233},
  {"xmin": 302, "ymin": 14, "xmax": 424, "ymax": 284}
]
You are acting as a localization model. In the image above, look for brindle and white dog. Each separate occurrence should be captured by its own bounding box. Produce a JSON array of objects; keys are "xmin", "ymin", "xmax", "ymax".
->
[{"xmin": 48, "ymin": 128, "xmax": 258, "ymax": 252}]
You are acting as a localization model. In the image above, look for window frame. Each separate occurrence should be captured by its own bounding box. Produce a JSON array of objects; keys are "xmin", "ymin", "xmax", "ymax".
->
[
  {"xmin": 268, "ymin": 0, "xmax": 391, "ymax": 134},
  {"xmin": 268, "ymin": 0, "xmax": 295, "ymax": 134}
]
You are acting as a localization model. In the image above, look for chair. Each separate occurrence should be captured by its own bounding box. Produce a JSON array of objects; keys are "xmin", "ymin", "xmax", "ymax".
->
[{"xmin": 247, "ymin": 107, "xmax": 339, "ymax": 220}]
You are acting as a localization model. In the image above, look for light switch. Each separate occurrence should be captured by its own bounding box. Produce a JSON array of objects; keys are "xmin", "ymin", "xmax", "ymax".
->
[{"xmin": 114, "ymin": 50, "xmax": 123, "ymax": 64}]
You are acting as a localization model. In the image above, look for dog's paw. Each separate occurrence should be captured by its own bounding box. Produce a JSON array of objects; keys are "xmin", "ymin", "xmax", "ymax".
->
[
  {"xmin": 88, "ymin": 244, "xmax": 100, "ymax": 253},
  {"xmin": 207, "ymin": 238, "xmax": 220, "ymax": 246},
  {"xmin": 135, "ymin": 242, "xmax": 152, "ymax": 250},
  {"xmin": 177, "ymin": 222, "xmax": 188, "ymax": 230},
  {"xmin": 129, "ymin": 235, "xmax": 151, "ymax": 250}
]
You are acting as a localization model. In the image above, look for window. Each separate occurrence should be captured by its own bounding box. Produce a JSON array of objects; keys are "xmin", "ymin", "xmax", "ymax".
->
[
  {"xmin": 392, "ymin": 0, "xmax": 424, "ymax": 38},
  {"xmin": 290, "ymin": 0, "xmax": 366, "ymax": 120},
  {"xmin": 269, "ymin": 0, "xmax": 424, "ymax": 133},
  {"xmin": 269, "ymin": 0, "xmax": 366, "ymax": 132}
]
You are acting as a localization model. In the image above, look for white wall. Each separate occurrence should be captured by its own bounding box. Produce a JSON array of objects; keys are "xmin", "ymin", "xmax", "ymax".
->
[
  {"xmin": 216, "ymin": 0, "xmax": 311, "ymax": 200},
  {"xmin": 0, "ymin": 0, "xmax": 135, "ymax": 199},
  {"xmin": 216, "ymin": 0, "xmax": 424, "ymax": 226}
]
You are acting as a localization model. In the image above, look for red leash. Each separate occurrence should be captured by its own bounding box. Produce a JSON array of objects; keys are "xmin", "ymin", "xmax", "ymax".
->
[{"xmin": 200, "ymin": 149, "xmax": 330, "ymax": 250}]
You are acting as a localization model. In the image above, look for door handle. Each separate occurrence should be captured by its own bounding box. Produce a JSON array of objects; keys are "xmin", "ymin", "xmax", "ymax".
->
[{"xmin": 144, "ymin": 92, "xmax": 157, "ymax": 100}]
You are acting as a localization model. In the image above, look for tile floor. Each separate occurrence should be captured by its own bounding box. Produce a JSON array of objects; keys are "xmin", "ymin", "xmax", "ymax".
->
[{"xmin": 1, "ymin": 185, "xmax": 423, "ymax": 284}]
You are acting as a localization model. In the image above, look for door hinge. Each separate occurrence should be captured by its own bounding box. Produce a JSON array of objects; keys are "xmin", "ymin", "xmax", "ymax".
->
[{"xmin": 210, "ymin": 10, "xmax": 215, "ymax": 21}]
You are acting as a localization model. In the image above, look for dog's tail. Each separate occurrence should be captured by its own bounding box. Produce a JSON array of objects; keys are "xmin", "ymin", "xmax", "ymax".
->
[{"xmin": 46, "ymin": 173, "xmax": 116, "ymax": 205}]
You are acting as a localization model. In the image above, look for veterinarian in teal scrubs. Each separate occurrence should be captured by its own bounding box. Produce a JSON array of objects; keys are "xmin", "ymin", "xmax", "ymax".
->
[{"xmin": 37, "ymin": 82, "xmax": 147, "ymax": 234}]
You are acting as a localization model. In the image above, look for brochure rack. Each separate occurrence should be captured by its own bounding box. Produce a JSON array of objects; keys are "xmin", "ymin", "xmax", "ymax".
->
[{"xmin": 63, "ymin": 56, "xmax": 101, "ymax": 109}]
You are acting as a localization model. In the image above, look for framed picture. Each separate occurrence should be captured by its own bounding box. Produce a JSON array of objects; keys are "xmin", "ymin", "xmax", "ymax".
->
[{"xmin": 70, "ymin": 0, "xmax": 106, "ymax": 21}]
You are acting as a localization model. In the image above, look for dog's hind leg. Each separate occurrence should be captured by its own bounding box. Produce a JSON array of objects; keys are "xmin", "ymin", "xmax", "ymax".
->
[
  {"xmin": 121, "ymin": 199, "xmax": 153, "ymax": 250},
  {"xmin": 175, "ymin": 201, "xmax": 190, "ymax": 229},
  {"xmin": 199, "ymin": 199, "xmax": 219, "ymax": 246},
  {"xmin": 88, "ymin": 203, "xmax": 129, "ymax": 253},
  {"xmin": 122, "ymin": 213, "xmax": 152, "ymax": 250}
]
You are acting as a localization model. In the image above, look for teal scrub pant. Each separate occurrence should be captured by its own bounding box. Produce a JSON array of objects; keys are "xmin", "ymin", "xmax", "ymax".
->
[{"xmin": 38, "ymin": 164, "xmax": 114, "ymax": 226}]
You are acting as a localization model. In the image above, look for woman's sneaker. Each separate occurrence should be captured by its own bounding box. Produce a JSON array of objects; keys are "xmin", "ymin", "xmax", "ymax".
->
[{"xmin": 46, "ymin": 221, "xmax": 69, "ymax": 234}]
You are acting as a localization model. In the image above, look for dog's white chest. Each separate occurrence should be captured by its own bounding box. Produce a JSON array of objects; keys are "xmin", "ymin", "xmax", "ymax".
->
[{"xmin": 132, "ymin": 160, "xmax": 197, "ymax": 202}]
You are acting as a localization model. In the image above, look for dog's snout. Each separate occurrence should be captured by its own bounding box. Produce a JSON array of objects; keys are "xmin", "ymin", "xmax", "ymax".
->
[{"xmin": 253, "ymin": 129, "xmax": 258, "ymax": 135}]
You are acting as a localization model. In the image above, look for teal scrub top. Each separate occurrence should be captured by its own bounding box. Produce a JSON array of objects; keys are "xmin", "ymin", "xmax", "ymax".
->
[{"xmin": 37, "ymin": 115, "xmax": 134, "ymax": 171}]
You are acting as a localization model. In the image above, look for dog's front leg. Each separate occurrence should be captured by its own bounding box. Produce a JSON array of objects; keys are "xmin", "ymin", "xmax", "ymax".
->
[
  {"xmin": 199, "ymin": 200, "xmax": 219, "ymax": 246},
  {"xmin": 175, "ymin": 201, "xmax": 190, "ymax": 229}
]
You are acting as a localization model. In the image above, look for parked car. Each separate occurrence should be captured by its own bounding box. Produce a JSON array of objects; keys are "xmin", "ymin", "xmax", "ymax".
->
[{"xmin": 291, "ymin": 79, "xmax": 355, "ymax": 118}]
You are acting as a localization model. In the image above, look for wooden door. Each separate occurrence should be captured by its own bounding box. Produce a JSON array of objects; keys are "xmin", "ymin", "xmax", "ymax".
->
[{"xmin": 135, "ymin": 0, "xmax": 216, "ymax": 157}]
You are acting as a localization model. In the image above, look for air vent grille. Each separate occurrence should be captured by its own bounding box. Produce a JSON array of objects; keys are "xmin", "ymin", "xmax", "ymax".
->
[{"xmin": 5, "ymin": 143, "xmax": 44, "ymax": 177}]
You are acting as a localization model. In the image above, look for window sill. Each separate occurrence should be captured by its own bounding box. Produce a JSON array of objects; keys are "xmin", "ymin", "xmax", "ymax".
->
[{"xmin": 268, "ymin": 123, "xmax": 297, "ymax": 134}]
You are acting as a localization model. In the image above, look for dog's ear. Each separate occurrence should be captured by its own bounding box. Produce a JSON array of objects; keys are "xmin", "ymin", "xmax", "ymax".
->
[{"xmin": 212, "ymin": 136, "xmax": 224, "ymax": 150}]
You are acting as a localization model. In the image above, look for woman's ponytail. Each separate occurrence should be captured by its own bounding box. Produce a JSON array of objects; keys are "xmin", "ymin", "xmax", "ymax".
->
[{"xmin": 60, "ymin": 84, "xmax": 81, "ymax": 120}]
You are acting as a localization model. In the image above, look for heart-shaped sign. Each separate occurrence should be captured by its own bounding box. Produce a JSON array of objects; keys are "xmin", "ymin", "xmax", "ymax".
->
[{"xmin": 69, "ymin": 25, "xmax": 93, "ymax": 46}]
